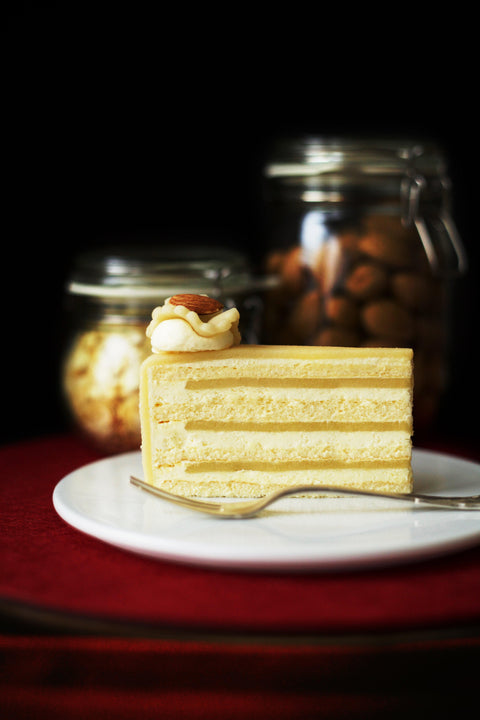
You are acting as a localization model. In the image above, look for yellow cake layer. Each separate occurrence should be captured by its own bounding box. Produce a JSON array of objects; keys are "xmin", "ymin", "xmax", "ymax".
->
[
  {"xmin": 142, "ymin": 345, "xmax": 412, "ymax": 379},
  {"xmin": 152, "ymin": 424, "xmax": 412, "ymax": 463},
  {"xmin": 142, "ymin": 466, "xmax": 413, "ymax": 498},
  {"xmin": 140, "ymin": 345, "xmax": 413, "ymax": 497},
  {"xmin": 151, "ymin": 385, "xmax": 412, "ymax": 423}
]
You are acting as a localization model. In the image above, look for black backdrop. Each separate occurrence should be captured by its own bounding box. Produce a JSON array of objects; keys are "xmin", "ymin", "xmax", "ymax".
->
[{"xmin": 3, "ymin": 4, "xmax": 479, "ymax": 445}]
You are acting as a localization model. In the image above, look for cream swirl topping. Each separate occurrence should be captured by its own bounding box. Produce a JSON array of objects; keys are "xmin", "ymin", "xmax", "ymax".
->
[{"xmin": 146, "ymin": 296, "xmax": 241, "ymax": 352}]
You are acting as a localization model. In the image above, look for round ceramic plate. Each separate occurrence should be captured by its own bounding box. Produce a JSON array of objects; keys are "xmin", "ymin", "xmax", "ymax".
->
[{"xmin": 53, "ymin": 449, "xmax": 480, "ymax": 571}]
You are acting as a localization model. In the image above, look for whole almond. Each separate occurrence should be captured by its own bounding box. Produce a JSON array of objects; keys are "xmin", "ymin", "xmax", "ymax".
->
[
  {"xmin": 280, "ymin": 246, "xmax": 307, "ymax": 295},
  {"xmin": 325, "ymin": 295, "xmax": 359, "ymax": 329},
  {"xmin": 287, "ymin": 289, "xmax": 323, "ymax": 341},
  {"xmin": 169, "ymin": 294, "xmax": 224, "ymax": 315},
  {"xmin": 313, "ymin": 327, "xmax": 360, "ymax": 347},
  {"xmin": 392, "ymin": 273, "xmax": 434, "ymax": 311},
  {"xmin": 358, "ymin": 232, "xmax": 414, "ymax": 269},
  {"xmin": 345, "ymin": 263, "xmax": 389, "ymax": 301},
  {"xmin": 361, "ymin": 300, "xmax": 414, "ymax": 343}
]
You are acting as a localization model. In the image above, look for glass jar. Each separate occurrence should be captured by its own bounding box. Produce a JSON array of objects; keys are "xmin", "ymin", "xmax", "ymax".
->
[
  {"xmin": 62, "ymin": 244, "xmax": 265, "ymax": 453},
  {"xmin": 262, "ymin": 137, "xmax": 467, "ymax": 431}
]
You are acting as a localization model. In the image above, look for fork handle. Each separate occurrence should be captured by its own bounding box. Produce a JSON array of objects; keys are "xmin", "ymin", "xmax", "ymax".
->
[
  {"xmin": 408, "ymin": 493, "xmax": 480, "ymax": 509},
  {"xmin": 268, "ymin": 486, "xmax": 480, "ymax": 510}
]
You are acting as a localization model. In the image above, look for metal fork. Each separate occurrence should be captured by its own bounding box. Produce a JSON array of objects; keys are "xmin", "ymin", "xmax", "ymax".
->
[{"xmin": 129, "ymin": 476, "xmax": 480, "ymax": 519}]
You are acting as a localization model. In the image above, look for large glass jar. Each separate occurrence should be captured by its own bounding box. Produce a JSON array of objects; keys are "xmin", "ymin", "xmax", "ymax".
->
[
  {"xmin": 262, "ymin": 138, "xmax": 467, "ymax": 431},
  {"xmin": 62, "ymin": 244, "xmax": 265, "ymax": 453}
]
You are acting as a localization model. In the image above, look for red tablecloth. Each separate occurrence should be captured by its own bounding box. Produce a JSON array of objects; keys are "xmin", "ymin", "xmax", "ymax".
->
[
  {"xmin": 1, "ymin": 433, "xmax": 480, "ymax": 637},
  {"xmin": 2, "ymin": 633, "xmax": 480, "ymax": 720},
  {"xmin": 2, "ymin": 434, "xmax": 480, "ymax": 719}
]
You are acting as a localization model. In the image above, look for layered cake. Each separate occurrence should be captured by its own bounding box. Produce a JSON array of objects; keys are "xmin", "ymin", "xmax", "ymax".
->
[{"xmin": 140, "ymin": 294, "xmax": 413, "ymax": 497}]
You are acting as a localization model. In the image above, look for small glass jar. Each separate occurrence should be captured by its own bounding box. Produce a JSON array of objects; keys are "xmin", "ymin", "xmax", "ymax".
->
[
  {"xmin": 262, "ymin": 137, "xmax": 467, "ymax": 431},
  {"xmin": 62, "ymin": 244, "xmax": 265, "ymax": 453}
]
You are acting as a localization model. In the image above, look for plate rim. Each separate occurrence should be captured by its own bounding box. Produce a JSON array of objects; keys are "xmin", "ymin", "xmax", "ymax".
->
[{"xmin": 52, "ymin": 448, "xmax": 480, "ymax": 571}]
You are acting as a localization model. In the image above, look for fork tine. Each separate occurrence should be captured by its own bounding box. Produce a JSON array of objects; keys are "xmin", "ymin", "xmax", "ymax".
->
[{"xmin": 129, "ymin": 476, "xmax": 224, "ymax": 512}]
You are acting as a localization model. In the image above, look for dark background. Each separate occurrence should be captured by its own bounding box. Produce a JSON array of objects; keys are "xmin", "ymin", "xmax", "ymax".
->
[{"xmin": 3, "ymin": 4, "xmax": 479, "ymax": 447}]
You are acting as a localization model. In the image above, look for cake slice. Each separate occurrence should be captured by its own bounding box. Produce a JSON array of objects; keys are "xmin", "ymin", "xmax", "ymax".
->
[{"xmin": 140, "ymin": 294, "xmax": 413, "ymax": 497}]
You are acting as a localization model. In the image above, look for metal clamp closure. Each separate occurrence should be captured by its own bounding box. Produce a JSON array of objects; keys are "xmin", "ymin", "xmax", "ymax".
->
[{"xmin": 401, "ymin": 173, "xmax": 467, "ymax": 277}]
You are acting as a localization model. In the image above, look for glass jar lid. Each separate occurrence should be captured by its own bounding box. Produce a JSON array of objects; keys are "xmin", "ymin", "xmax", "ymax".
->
[
  {"xmin": 67, "ymin": 244, "xmax": 269, "ymax": 302},
  {"xmin": 264, "ymin": 137, "xmax": 446, "ymax": 180},
  {"xmin": 264, "ymin": 136, "xmax": 451, "ymax": 205}
]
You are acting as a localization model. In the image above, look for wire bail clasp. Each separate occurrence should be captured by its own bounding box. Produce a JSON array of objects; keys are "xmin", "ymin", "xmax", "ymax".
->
[{"xmin": 401, "ymin": 173, "xmax": 467, "ymax": 276}]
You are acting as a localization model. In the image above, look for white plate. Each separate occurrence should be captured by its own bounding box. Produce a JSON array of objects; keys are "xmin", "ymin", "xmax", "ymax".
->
[{"xmin": 52, "ymin": 449, "xmax": 480, "ymax": 571}]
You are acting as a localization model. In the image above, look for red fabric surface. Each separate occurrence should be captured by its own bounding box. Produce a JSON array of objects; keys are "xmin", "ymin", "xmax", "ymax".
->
[
  {"xmin": 1, "ymin": 434, "xmax": 480, "ymax": 636},
  {"xmin": 2, "ymin": 634, "xmax": 480, "ymax": 720}
]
